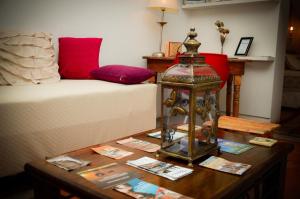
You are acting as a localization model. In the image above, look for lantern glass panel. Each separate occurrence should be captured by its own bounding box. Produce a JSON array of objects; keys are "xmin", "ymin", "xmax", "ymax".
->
[
  {"xmin": 161, "ymin": 87, "xmax": 190, "ymax": 157},
  {"xmin": 195, "ymin": 90, "xmax": 217, "ymax": 145}
]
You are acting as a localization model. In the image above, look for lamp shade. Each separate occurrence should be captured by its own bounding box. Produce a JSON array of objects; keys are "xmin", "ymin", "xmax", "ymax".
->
[{"xmin": 148, "ymin": 0, "xmax": 178, "ymax": 12}]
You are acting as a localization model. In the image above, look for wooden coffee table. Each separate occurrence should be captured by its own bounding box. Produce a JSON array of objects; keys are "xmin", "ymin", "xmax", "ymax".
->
[{"xmin": 25, "ymin": 129, "xmax": 293, "ymax": 199}]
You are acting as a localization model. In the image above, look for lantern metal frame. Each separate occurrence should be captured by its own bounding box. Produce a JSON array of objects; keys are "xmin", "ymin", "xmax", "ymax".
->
[{"xmin": 157, "ymin": 28, "xmax": 222, "ymax": 166}]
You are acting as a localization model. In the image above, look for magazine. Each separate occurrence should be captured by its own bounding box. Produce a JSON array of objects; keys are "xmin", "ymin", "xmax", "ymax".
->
[
  {"xmin": 127, "ymin": 156, "xmax": 193, "ymax": 181},
  {"xmin": 46, "ymin": 155, "xmax": 90, "ymax": 171},
  {"xmin": 148, "ymin": 131, "xmax": 187, "ymax": 140},
  {"xmin": 117, "ymin": 137, "xmax": 160, "ymax": 153},
  {"xmin": 92, "ymin": 145, "xmax": 133, "ymax": 159},
  {"xmin": 217, "ymin": 138, "xmax": 253, "ymax": 154},
  {"xmin": 199, "ymin": 156, "xmax": 251, "ymax": 175},
  {"xmin": 77, "ymin": 162, "xmax": 139, "ymax": 189},
  {"xmin": 114, "ymin": 178, "xmax": 192, "ymax": 199},
  {"xmin": 249, "ymin": 137, "xmax": 277, "ymax": 147}
]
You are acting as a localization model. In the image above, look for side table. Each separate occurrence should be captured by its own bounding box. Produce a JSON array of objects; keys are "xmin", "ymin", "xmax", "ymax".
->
[{"xmin": 142, "ymin": 56, "xmax": 175, "ymax": 83}]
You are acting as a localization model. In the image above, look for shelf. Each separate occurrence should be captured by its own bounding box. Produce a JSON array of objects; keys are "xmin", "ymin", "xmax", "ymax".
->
[
  {"xmin": 182, "ymin": 0, "xmax": 277, "ymax": 9},
  {"xmin": 228, "ymin": 56, "xmax": 275, "ymax": 62}
]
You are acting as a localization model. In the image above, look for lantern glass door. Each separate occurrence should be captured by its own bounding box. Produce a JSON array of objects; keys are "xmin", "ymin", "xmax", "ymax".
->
[
  {"xmin": 194, "ymin": 90, "xmax": 218, "ymax": 152},
  {"xmin": 161, "ymin": 87, "xmax": 190, "ymax": 158}
]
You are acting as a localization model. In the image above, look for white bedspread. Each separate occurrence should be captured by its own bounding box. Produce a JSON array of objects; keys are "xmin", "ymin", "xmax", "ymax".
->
[{"xmin": 0, "ymin": 80, "xmax": 157, "ymax": 176}]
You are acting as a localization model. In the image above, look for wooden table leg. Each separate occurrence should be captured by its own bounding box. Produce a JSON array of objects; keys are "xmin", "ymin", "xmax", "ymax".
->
[
  {"xmin": 233, "ymin": 75, "xmax": 241, "ymax": 117},
  {"xmin": 226, "ymin": 75, "xmax": 233, "ymax": 116}
]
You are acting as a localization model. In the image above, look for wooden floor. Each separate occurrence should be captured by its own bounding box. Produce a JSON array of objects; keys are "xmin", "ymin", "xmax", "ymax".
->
[
  {"xmin": 284, "ymin": 141, "xmax": 300, "ymax": 199},
  {"xmin": 279, "ymin": 107, "xmax": 300, "ymax": 199}
]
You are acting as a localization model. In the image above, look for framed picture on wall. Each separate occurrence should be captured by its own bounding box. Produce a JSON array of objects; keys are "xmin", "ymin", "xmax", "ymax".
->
[
  {"xmin": 168, "ymin": 42, "xmax": 182, "ymax": 57},
  {"xmin": 234, "ymin": 37, "xmax": 254, "ymax": 56}
]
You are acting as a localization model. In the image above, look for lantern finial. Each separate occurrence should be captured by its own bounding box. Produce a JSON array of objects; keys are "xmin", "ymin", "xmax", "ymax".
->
[{"xmin": 183, "ymin": 28, "xmax": 201, "ymax": 55}]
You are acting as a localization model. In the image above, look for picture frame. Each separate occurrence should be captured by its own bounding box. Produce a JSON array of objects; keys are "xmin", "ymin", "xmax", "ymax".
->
[
  {"xmin": 183, "ymin": 0, "xmax": 206, "ymax": 5},
  {"xmin": 234, "ymin": 37, "xmax": 254, "ymax": 56},
  {"xmin": 168, "ymin": 42, "xmax": 182, "ymax": 57}
]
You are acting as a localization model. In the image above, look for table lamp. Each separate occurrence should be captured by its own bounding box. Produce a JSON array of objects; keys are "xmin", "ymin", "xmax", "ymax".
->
[{"xmin": 148, "ymin": 0, "xmax": 178, "ymax": 57}]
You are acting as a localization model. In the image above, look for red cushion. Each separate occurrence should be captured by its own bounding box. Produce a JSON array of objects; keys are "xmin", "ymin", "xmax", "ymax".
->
[
  {"xmin": 174, "ymin": 52, "xmax": 229, "ymax": 88},
  {"xmin": 91, "ymin": 65, "xmax": 154, "ymax": 84},
  {"xmin": 58, "ymin": 37, "xmax": 102, "ymax": 79}
]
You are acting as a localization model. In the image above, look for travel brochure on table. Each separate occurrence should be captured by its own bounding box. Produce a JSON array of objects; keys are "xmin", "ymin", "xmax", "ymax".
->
[
  {"xmin": 117, "ymin": 137, "xmax": 160, "ymax": 153},
  {"xmin": 249, "ymin": 137, "xmax": 277, "ymax": 147},
  {"xmin": 92, "ymin": 145, "xmax": 133, "ymax": 159},
  {"xmin": 46, "ymin": 155, "xmax": 90, "ymax": 171},
  {"xmin": 199, "ymin": 156, "xmax": 251, "ymax": 175},
  {"xmin": 77, "ymin": 162, "xmax": 139, "ymax": 189},
  {"xmin": 127, "ymin": 156, "xmax": 193, "ymax": 181},
  {"xmin": 217, "ymin": 138, "xmax": 254, "ymax": 154},
  {"xmin": 114, "ymin": 178, "xmax": 192, "ymax": 199}
]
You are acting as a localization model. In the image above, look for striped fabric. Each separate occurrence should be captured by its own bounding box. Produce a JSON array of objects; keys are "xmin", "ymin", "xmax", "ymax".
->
[{"xmin": 0, "ymin": 31, "xmax": 60, "ymax": 85}]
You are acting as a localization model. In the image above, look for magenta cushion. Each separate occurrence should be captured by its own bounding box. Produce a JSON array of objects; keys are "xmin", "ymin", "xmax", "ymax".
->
[
  {"xmin": 91, "ymin": 65, "xmax": 154, "ymax": 84},
  {"xmin": 58, "ymin": 37, "xmax": 102, "ymax": 79}
]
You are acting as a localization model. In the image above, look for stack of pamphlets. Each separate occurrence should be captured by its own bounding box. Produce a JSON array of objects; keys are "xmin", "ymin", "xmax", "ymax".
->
[
  {"xmin": 199, "ymin": 156, "xmax": 251, "ymax": 175},
  {"xmin": 114, "ymin": 178, "xmax": 192, "ymax": 199},
  {"xmin": 147, "ymin": 131, "xmax": 187, "ymax": 140},
  {"xmin": 117, "ymin": 137, "xmax": 160, "ymax": 153},
  {"xmin": 127, "ymin": 156, "xmax": 193, "ymax": 181},
  {"xmin": 91, "ymin": 145, "xmax": 133, "ymax": 159},
  {"xmin": 46, "ymin": 155, "xmax": 90, "ymax": 171},
  {"xmin": 249, "ymin": 137, "xmax": 277, "ymax": 147},
  {"xmin": 78, "ymin": 162, "xmax": 139, "ymax": 189},
  {"xmin": 217, "ymin": 138, "xmax": 253, "ymax": 154}
]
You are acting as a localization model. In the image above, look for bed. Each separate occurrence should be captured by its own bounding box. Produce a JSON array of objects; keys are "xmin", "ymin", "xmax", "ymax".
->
[{"xmin": 0, "ymin": 80, "xmax": 157, "ymax": 177}]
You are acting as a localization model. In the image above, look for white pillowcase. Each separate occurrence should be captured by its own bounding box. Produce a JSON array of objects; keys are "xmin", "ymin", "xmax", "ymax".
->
[{"xmin": 0, "ymin": 31, "xmax": 60, "ymax": 85}]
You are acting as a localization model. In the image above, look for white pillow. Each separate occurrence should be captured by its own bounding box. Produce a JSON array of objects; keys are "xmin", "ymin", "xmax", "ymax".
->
[{"xmin": 0, "ymin": 31, "xmax": 60, "ymax": 85}]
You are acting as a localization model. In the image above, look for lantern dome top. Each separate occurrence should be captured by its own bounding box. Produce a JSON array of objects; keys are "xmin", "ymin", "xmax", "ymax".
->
[{"xmin": 161, "ymin": 28, "xmax": 221, "ymax": 86}]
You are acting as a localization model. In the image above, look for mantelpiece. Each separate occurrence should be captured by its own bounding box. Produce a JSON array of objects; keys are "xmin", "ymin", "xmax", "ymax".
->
[{"xmin": 182, "ymin": 0, "xmax": 278, "ymax": 9}]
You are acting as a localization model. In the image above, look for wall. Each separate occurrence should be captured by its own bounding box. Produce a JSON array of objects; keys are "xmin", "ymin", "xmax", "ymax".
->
[
  {"xmin": 163, "ymin": 0, "xmax": 287, "ymax": 122},
  {"xmin": 0, "ymin": 0, "xmax": 161, "ymax": 66},
  {"xmin": 0, "ymin": 0, "xmax": 287, "ymax": 122}
]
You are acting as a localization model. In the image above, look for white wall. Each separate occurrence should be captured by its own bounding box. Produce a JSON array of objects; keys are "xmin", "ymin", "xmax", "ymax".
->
[
  {"xmin": 0, "ymin": 0, "xmax": 287, "ymax": 122},
  {"xmin": 163, "ymin": 0, "xmax": 286, "ymax": 122},
  {"xmin": 0, "ymin": 0, "xmax": 160, "ymax": 66}
]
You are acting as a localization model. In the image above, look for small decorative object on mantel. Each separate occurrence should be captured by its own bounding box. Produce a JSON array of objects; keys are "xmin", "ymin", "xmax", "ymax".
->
[
  {"xmin": 215, "ymin": 20, "xmax": 230, "ymax": 54},
  {"xmin": 234, "ymin": 37, "xmax": 254, "ymax": 56},
  {"xmin": 158, "ymin": 28, "xmax": 221, "ymax": 166}
]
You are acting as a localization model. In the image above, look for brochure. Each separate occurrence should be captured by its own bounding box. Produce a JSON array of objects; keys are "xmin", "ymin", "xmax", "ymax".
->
[
  {"xmin": 199, "ymin": 156, "xmax": 251, "ymax": 175},
  {"xmin": 148, "ymin": 131, "xmax": 187, "ymax": 140},
  {"xmin": 217, "ymin": 138, "xmax": 253, "ymax": 154},
  {"xmin": 176, "ymin": 124, "xmax": 202, "ymax": 131},
  {"xmin": 78, "ymin": 162, "xmax": 139, "ymax": 189},
  {"xmin": 127, "ymin": 156, "xmax": 193, "ymax": 181},
  {"xmin": 249, "ymin": 137, "xmax": 277, "ymax": 147},
  {"xmin": 92, "ymin": 145, "xmax": 133, "ymax": 159},
  {"xmin": 46, "ymin": 155, "xmax": 90, "ymax": 171},
  {"xmin": 114, "ymin": 178, "xmax": 192, "ymax": 199},
  {"xmin": 117, "ymin": 137, "xmax": 160, "ymax": 153}
]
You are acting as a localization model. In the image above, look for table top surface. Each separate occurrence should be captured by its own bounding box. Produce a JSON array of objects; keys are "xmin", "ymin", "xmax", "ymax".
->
[
  {"xmin": 25, "ymin": 129, "xmax": 293, "ymax": 199},
  {"xmin": 142, "ymin": 55, "xmax": 274, "ymax": 62}
]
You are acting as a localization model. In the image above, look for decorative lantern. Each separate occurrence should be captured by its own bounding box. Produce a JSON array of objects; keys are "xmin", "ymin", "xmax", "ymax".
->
[{"xmin": 158, "ymin": 28, "xmax": 221, "ymax": 166}]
